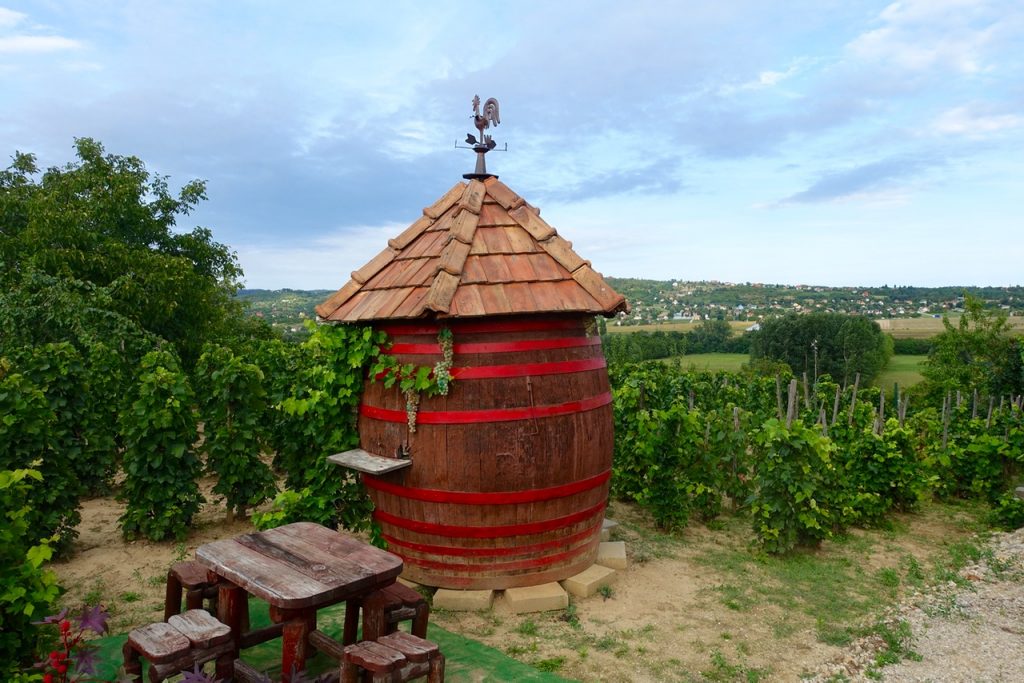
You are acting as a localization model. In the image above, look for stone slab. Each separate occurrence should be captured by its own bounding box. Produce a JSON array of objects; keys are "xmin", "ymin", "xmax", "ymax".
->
[
  {"xmin": 600, "ymin": 518, "xmax": 619, "ymax": 542},
  {"xmin": 503, "ymin": 582, "xmax": 569, "ymax": 613},
  {"xmin": 1015, "ymin": 486, "xmax": 1024, "ymax": 501},
  {"xmin": 561, "ymin": 564, "xmax": 617, "ymax": 598},
  {"xmin": 596, "ymin": 541, "xmax": 628, "ymax": 570},
  {"xmin": 327, "ymin": 449, "xmax": 411, "ymax": 475},
  {"xmin": 432, "ymin": 588, "xmax": 494, "ymax": 612}
]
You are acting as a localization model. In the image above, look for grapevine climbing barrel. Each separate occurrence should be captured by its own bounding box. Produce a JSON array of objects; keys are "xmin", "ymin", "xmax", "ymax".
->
[{"xmin": 358, "ymin": 315, "xmax": 613, "ymax": 590}]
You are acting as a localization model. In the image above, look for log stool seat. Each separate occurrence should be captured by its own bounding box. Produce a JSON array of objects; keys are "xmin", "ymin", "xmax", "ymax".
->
[
  {"xmin": 122, "ymin": 610, "xmax": 233, "ymax": 682},
  {"xmin": 164, "ymin": 560, "xmax": 218, "ymax": 621},
  {"xmin": 346, "ymin": 583, "xmax": 429, "ymax": 645},
  {"xmin": 342, "ymin": 632, "xmax": 444, "ymax": 683}
]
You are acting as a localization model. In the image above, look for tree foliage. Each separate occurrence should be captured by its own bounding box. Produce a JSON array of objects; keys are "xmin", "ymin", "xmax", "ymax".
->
[
  {"xmin": 1, "ymin": 139, "xmax": 244, "ymax": 366},
  {"xmin": 749, "ymin": 313, "xmax": 892, "ymax": 385},
  {"xmin": 920, "ymin": 295, "xmax": 1024, "ymax": 402}
]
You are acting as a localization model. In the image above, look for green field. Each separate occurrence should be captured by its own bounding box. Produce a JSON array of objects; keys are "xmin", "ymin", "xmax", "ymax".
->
[
  {"xmin": 657, "ymin": 353, "xmax": 927, "ymax": 389},
  {"xmin": 608, "ymin": 315, "xmax": 1024, "ymax": 339},
  {"xmin": 873, "ymin": 354, "xmax": 927, "ymax": 391},
  {"xmin": 660, "ymin": 352, "xmax": 749, "ymax": 372}
]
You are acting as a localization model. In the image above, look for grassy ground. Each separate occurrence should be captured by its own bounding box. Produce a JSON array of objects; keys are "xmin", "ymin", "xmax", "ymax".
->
[
  {"xmin": 431, "ymin": 499, "xmax": 994, "ymax": 682},
  {"xmin": 878, "ymin": 315, "xmax": 1024, "ymax": 338},
  {"xmin": 608, "ymin": 316, "xmax": 1024, "ymax": 339},
  {"xmin": 873, "ymin": 355, "xmax": 927, "ymax": 391},
  {"xmin": 655, "ymin": 353, "xmax": 926, "ymax": 391},
  {"xmin": 660, "ymin": 353, "xmax": 749, "ymax": 372}
]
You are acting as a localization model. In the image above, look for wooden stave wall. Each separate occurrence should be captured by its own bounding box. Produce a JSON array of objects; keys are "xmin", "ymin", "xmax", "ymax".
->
[{"xmin": 359, "ymin": 315, "xmax": 613, "ymax": 589}]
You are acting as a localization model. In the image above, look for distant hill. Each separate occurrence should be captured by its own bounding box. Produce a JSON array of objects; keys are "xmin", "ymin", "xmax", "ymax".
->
[
  {"xmin": 236, "ymin": 288, "xmax": 333, "ymax": 337},
  {"xmin": 236, "ymin": 281, "xmax": 1024, "ymax": 335},
  {"xmin": 603, "ymin": 279, "xmax": 1024, "ymax": 326}
]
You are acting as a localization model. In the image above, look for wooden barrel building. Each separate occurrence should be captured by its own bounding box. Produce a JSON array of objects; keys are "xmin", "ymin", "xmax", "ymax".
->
[{"xmin": 317, "ymin": 152, "xmax": 627, "ymax": 590}]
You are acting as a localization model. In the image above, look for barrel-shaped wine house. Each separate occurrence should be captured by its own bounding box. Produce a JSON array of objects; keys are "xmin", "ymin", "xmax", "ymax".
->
[{"xmin": 317, "ymin": 176, "xmax": 627, "ymax": 589}]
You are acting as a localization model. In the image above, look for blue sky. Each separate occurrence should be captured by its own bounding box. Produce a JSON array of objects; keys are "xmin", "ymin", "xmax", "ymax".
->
[{"xmin": 2, "ymin": 1, "xmax": 1022, "ymax": 289}]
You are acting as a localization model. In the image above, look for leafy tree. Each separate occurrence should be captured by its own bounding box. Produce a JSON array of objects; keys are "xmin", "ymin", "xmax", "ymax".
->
[
  {"xmin": 749, "ymin": 313, "xmax": 891, "ymax": 385},
  {"xmin": 1, "ymin": 139, "xmax": 244, "ymax": 366},
  {"xmin": 687, "ymin": 318, "xmax": 732, "ymax": 354},
  {"xmin": 920, "ymin": 295, "xmax": 1023, "ymax": 402}
]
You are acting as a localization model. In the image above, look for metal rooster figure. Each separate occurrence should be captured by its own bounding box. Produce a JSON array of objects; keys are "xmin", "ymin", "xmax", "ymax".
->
[{"xmin": 463, "ymin": 95, "xmax": 502, "ymax": 179}]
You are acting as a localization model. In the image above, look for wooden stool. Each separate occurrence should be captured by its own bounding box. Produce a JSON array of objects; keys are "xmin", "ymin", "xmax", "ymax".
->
[
  {"xmin": 231, "ymin": 658, "xmax": 269, "ymax": 683},
  {"xmin": 163, "ymin": 561, "xmax": 218, "ymax": 621},
  {"xmin": 122, "ymin": 610, "xmax": 233, "ymax": 682},
  {"xmin": 346, "ymin": 583, "xmax": 429, "ymax": 644},
  {"xmin": 341, "ymin": 632, "xmax": 444, "ymax": 683}
]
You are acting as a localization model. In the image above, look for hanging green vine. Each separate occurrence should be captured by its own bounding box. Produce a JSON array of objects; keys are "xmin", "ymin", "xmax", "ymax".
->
[{"xmin": 371, "ymin": 327, "xmax": 454, "ymax": 433}]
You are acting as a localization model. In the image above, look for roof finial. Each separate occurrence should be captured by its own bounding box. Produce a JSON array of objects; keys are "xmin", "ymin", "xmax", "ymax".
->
[{"xmin": 462, "ymin": 95, "xmax": 502, "ymax": 180}]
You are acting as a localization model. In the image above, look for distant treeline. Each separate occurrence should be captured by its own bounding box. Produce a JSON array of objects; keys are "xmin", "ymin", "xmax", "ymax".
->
[
  {"xmin": 602, "ymin": 318, "xmax": 934, "ymax": 369},
  {"xmin": 602, "ymin": 320, "xmax": 751, "ymax": 365},
  {"xmin": 892, "ymin": 338, "xmax": 934, "ymax": 355}
]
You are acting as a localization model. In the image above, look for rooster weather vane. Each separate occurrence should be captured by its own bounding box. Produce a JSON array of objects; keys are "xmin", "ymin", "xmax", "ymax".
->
[{"xmin": 459, "ymin": 95, "xmax": 506, "ymax": 179}]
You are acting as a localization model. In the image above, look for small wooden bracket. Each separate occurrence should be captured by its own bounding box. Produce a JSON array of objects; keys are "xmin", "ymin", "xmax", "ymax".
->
[{"xmin": 328, "ymin": 449, "xmax": 412, "ymax": 475}]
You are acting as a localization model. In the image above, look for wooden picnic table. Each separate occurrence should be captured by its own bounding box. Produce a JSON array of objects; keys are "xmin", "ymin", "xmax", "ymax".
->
[{"xmin": 195, "ymin": 521, "xmax": 403, "ymax": 681}]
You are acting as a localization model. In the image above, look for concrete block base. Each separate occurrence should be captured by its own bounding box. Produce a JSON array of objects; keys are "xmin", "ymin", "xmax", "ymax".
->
[
  {"xmin": 561, "ymin": 564, "xmax": 617, "ymax": 598},
  {"xmin": 433, "ymin": 588, "xmax": 494, "ymax": 612},
  {"xmin": 597, "ymin": 541, "xmax": 628, "ymax": 570},
  {"xmin": 504, "ymin": 582, "xmax": 569, "ymax": 613},
  {"xmin": 600, "ymin": 518, "xmax": 619, "ymax": 542}
]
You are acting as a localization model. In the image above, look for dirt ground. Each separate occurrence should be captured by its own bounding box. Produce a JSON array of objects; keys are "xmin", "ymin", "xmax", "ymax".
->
[{"xmin": 50, "ymin": 486, "xmax": 986, "ymax": 682}]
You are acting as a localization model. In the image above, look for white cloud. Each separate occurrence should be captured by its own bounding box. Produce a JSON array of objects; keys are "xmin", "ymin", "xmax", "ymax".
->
[
  {"xmin": 236, "ymin": 222, "xmax": 406, "ymax": 290},
  {"xmin": 930, "ymin": 105, "xmax": 1024, "ymax": 137},
  {"xmin": 846, "ymin": 0, "xmax": 1006, "ymax": 74},
  {"xmin": 0, "ymin": 7, "xmax": 26, "ymax": 28},
  {"xmin": 0, "ymin": 35, "xmax": 81, "ymax": 54}
]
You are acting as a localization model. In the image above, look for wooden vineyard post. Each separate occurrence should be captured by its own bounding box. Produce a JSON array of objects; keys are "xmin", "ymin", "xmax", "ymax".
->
[
  {"xmin": 775, "ymin": 376, "xmax": 784, "ymax": 421},
  {"xmin": 942, "ymin": 393, "xmax": 950, "ymax": 450},
  {"xmin": 786, "ymin": 379, "xmax": 799, "ymax": 428},
  {"xmin": 847, "ymin": 373, "xmax": 861, "ymax": 425},
  {"xmin": 877, "ymin": 388, "xmax": 885, "ymax": 434}
]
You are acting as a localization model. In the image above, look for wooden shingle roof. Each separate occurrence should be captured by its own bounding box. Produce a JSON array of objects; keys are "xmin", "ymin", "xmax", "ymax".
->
[{"xmin": 315, "ymin": 177, "xmax": 628, "ymax": 322}]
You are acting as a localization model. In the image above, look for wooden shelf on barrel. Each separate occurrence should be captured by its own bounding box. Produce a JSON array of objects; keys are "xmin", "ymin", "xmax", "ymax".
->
[{"xmin": 328, "ymin": 448, "xmax": 412, "ymax": 475}]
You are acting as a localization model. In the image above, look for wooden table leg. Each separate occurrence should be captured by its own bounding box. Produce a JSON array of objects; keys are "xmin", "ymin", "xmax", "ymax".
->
[
  {"xmin": 343, "ymin": 597, "xmax": 360, "ymax": 645},
  {"xmin": 271, "ymin": 605, "xmax": 316, "ymax": 682},
  {"xmin": 215, "ymin": 578, "xmax": 246, "ymax": 660}
]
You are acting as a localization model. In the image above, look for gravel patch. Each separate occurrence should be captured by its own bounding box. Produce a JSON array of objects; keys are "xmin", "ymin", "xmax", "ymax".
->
[{"xmin": 808, "ymin": 528, "xmax": 1024, "ymax": 682}]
